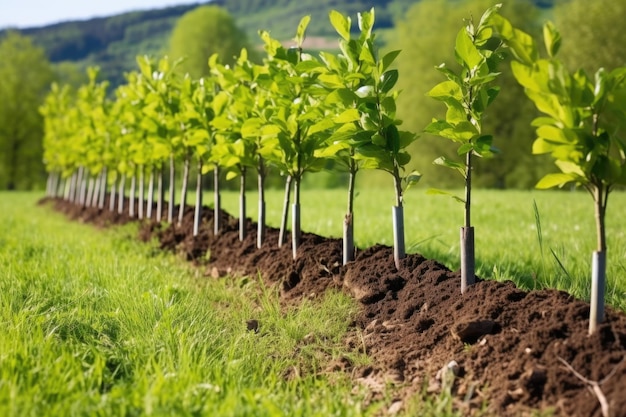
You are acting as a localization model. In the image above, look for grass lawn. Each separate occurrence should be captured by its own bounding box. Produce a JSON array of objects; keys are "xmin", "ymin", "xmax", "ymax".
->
[
  {"xmin": 2, "ymin": 188, "xmax": 625, "ymax": 416},
  {"xmin": 0, "ymin": 192, "xmax": 378, "ymax": 416}
]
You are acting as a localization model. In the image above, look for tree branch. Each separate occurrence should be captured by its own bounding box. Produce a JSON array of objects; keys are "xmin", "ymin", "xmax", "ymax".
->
[{"xmin": 557, "ymin": 355, "xmax": 625, "ymax": 417}]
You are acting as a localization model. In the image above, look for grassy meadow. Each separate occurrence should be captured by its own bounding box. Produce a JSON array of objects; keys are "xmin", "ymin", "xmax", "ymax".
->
[
  {"xmin": 0, "ymin": 193, "xmax": 380, "ymax": 416},
  {"xmin": 2, "ymin": 188, "xmax": 625, "ymax": 416}
]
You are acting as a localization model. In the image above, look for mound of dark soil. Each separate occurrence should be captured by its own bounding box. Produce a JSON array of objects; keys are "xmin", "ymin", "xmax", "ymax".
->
[{"xmin": 45, "ymin": 197, "xmax": 626, "ymax": 417}]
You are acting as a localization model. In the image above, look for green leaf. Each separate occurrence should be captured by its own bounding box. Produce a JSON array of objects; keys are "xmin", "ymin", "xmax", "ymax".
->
[
  {"xmin": 404, "ymin": 171, "xmax": 422, "ymax": 191},
  {"xmin": 536, "ymin": 125, "xmax": 573, "ymax": 144},
  {"xmin": 324, "ymin": 89, "xmax": 358, "ymax": 106},
  {"xmin": 371, "ymin": 134, "xmax": 386, "ymax": 147},
  {"xmin": 329, "ymin": 10, "xmax": 351, "ymax": 41},
  {"xmin": 296, "ymin": 60, "xmax": 324, "ymax": 73},
  {"xmin": 308, "ymin": 118, "xmax": 335, "ymax": 135},
  {"xmin": 542, "ymin": 21, "xmax": 561, "ymax": 58},
  {"xmin": 241, "ymin": 118, "xmax": 263, "ymax": 138},
  {"xmin": 359, "ymin": 41, "xmax": 376, "ymax": 65},
  {"xmin": 396, "ymin": 151, "xmax": 411, "ymax": 166},
  {"xmin": 457, "ymin": 142, "xmax": 473, "ymax": 155},
  {"xmin": 379, "ymin": 70, "xmax": 399, "ymax": 94},
  {"xmin": 381, "ymin": 50, "xmax": 401, "ymax": 73},
  {"xmin": 592, "ymin": 68, "xmax": 607, "ymax": 108},
  {"xmin": 435, "ymin": 63, "xmax": 461, "ymax": 84},
  {"xmin": 529, "ymin": 137, "xmax": 554, "ymax": 154},
  {"xmin": 477, "ymin": 3, "xmax": 502, "ymax": 29},
  {"xmin": 427, "ymin": 80, "xmax": 462, "ymax": 101},
  {"xmin": 507, "ymin": 28, "xmax": 538, "ymax": 65},
  {"xmin": 535, "ymin": 173, "xmax": 578, "ymax": 189},
  {"xmin": 318, "ymin": 73, "xmax": 345, "ymax": 89},
  {"xmin": 455, "ymin": 28, "xmax": 483, "ymax": 69},
  {"xmin": 294, "ymin": 15, "xmax": 311, "ymax": 47},
  {"xmin": 555, "ymin": 160, "xmax": 586, "ymax": 177},
  {"xmin": 358, "ymin": 8, "xmax": 374, "ymax": 39},
  {"xmin": 433, "ymin": 156, "xmax": 465, "ymax": 177},
  {"xmin": 425, "ymin": 120, "xmax": 477, "ymax": 142},
  {"xmin": 334, "ymin": 108, "xmax": 361, "ymax": 123},
  {"xmin": 426, "ymin": 188, "xmax": 465, "ymax": 204},
  {"xmin": 315, "ymin": 141, "xmax": 350, "ymax": 157}
]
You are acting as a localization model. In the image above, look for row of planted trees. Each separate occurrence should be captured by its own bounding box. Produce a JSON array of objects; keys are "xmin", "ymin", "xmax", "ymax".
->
[
  {"xmin": 41, "ymin": 5, "xmax": 626, "ymax": 334},
  {"xmin": 41, "ymin": 9, "xmax": 419, "ymax": 269}
]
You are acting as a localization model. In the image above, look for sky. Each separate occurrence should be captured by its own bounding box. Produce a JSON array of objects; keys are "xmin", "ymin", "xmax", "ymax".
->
[{"xmin": 0, "ymin": 0, "xmax": 203, "ymax": 29}]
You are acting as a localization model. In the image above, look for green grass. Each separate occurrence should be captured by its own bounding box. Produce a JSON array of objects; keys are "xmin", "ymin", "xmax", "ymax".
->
[
  {"xmin": 0, "ymin": 192, "xmax": 381, "ymax": 416},
  {"xmin": 3, "ymin": 189, "xmax": 624, "ymax": 416},
  {"xmin": 217, "ymin": 187, "xmax": 626, "ymax": 312}
]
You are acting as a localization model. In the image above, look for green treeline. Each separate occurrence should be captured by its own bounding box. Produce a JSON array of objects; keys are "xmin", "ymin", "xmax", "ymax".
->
[{"xmin": 0, "ymin": 0, "xmax": 624, "ymax": 190}]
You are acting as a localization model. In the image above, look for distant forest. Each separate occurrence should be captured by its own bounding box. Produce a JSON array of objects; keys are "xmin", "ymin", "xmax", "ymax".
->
[{"xmin": 1, "ymin": 0, "xmax": 553, "ymax": 87}]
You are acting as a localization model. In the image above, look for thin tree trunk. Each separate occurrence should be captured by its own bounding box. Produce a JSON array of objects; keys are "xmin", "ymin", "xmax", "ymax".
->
[
  {"xmin": 138, "ymin": 165, "xmax": 145, "ymax": 220},
  {"xmin": 589, "ymin": 184, "xmax": 609, "ymax": 334},
  {"xmin": 147, "ymin": 166, "xmax": 155, "ymax": 220},
  {"xmin": 85, "ymin": 176, "xmax": 95, "ymax": 208},
  {"xmin": 178, "ymin": 155, "xmax": 190, "ymax": 225},
  {"xmin": 68, "ymin": 171, "xmax": 77, "ymax": 202},
  {"xmin": 213, "ymin": 165, "xmax": 221, "ymax": 235},
  {"xmin": 81, "ymin": 172, "xmax": 94, "ymax": 207},
  {"xmin": 98, "ymin": 167, "xmax": 107, "ymax": 210},
  {"xmin": 194, "ymin": 160, "xmax": 203, "ymax": 237},
  {"xmin": 46, "ymin": 171, "xmax": 53, "ymax": 197},
  {"xmin": 344, "ymin": 167, "xmax": 356, "ymax": 265},
  {"xmin": 278, "ymin": 175, "xmax": 292, "ymax": 248},
  {"xmin": 257, "ymin": 157, "xmax": 266, "ymax": 249},
  {"xmin": 392, "ymin": 166, "xmax": 405, "ymax": 270},
  {"xmin": 92, "ymin": 172, "xmax": 101, "ymax": 207},
  {"xmin": 117, "ymin": 174, "xmax": 126, "ymax": 214},
  {"xmin": 461, "ymin": 151, "xmax": 475, "ymax": 293},
  {"xmin": 72, "ymin": 169, "xmax": 81, "ymax": 203},
  {"xmin": 109, "ymin": 176, "xmax": 117, "ymax": 212},
  {"xmin": 57, "ymin": 175, "xmax": 66, "ymax": 199},
  {"xmin": 291, "ymin": 175, "xmax": 301, "ymax": 260},
  {"xmin": 129, "ymin": 171, "xmax": 136, "ymax": 218},
  {"xmin": 157, "ymin": 163, "xmax": 164, "ymax": 222},
  {"xmin": 75, "ymin": 166, "xmax": 84, "ymax": 205},
  {"xmin": 239, "ymin": 167, "xmax": 247, "ymax": 241},
  {"xmin": 168, "ymin": 153, "xmax": 175, "ymax": 223}
]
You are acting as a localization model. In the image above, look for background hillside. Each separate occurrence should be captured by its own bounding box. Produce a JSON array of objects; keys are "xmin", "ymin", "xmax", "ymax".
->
[
  {"xmin": 3, "ymin": 0, "xmax": 551, "ymax": 87},
  {"xmin": 4, "ymin": 0, "xmax": 412, "ymax": 86}
]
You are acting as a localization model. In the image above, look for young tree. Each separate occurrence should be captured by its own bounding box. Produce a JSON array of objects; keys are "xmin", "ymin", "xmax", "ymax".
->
[
  {"xmin": 392, "ymin": 0, "xmax": 544, "ymax": 189},
  {"xmin": 176, "ymin": 75, "xmax": 216, "ymax": 236},
  {"xmin": 425, "ymin": 4, "xmax": 505, "ymax": 293},
  {"xmin": 136, "ymin": 56, "xmax": 183, "ymax": 223},
  {"xmin": 258, "ymin": 18, "xmax": 332, "ymax": 259},
  {"xmin": 496, "ymin": 17, "xmax": 626, "ymax": 334},
  {"xmin": 318, "ymin": 9, "xmax": 419, "ymax": 266},
  {"xmin": 210, "ymin": 50, "xmax": 258, "ymax": 242}
]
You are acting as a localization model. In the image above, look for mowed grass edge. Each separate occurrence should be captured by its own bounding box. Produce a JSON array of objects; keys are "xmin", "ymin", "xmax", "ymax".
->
[{"xmin": 0, "ymin": 192, "xmax": 388, "ymax": 417}]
